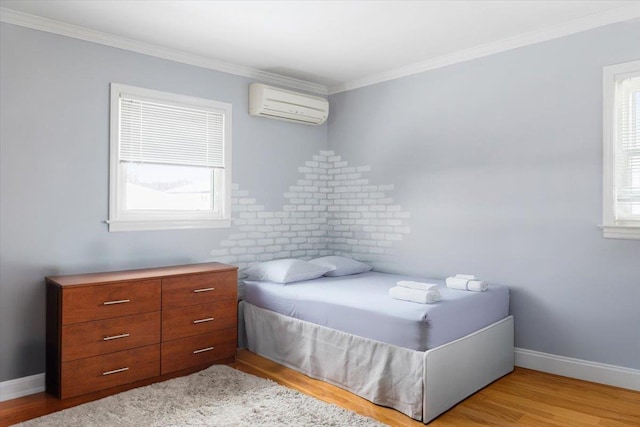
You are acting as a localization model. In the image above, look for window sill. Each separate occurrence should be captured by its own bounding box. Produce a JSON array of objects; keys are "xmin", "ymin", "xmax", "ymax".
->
[
  {"xmin": 599, "ymin": 224, "xmax": 640, "ymax": 240},
  {"xmin": 107, "ymin": 218, "xmax": 232, "ymax": 232}
]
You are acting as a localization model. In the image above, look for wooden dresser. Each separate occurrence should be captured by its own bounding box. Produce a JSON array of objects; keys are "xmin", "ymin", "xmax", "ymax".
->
[{"xmin": 45, "ymin": 262, "xmax": 238, "ymax": 399}]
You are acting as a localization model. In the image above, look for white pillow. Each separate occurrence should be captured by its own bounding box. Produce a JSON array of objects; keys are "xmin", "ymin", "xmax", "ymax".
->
[
  {"xmin": 243, "ymin": 259, "xmax": 331, "ymax": 284},
  {"xmin": 308, "ymin": 256, "xmax": 372, "ymax": 277}
]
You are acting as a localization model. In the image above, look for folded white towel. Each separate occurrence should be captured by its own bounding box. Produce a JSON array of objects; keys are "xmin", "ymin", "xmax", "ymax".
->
[
  {"xmin": 396, "ymin": 280, "xmax": 439, "ymax": 292},
  {"xmin": 389, "ymin": 286, "xmax": 441, "ymax": 304},
  {"xmin": 455, "ymin": 274, "xmax": 476, "ymax": 280},
  {"xmin": 445, "ymin": 277, "xmax": 488, "ymax": 292}
]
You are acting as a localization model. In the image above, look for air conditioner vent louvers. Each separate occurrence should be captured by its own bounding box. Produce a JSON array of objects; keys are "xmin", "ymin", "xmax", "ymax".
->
[{"xmin": 259, "ymin": 113, "xmax": 320, "ymax": 124}]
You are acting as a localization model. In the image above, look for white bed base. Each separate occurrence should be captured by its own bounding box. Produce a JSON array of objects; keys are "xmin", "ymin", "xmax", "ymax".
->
[{"xmin": 240, "ymin": 301, "xmax": 514, "ymax": 424}]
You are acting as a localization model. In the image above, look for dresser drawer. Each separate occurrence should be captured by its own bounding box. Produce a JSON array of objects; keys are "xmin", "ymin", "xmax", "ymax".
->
[
  {"xmin": 61, "ymin": 312, "xmax": 160, "ymax": 362},
  {"xmin": 162, "ymin": 272, "xmax": 236, "ymax": 309},
  {"xmin": 162, "ymin": 301, "xmax": 236, "ymax": 342},
  {"xmin": 62, "ymin": 279, "xmax": 161, "ymax": 324},
  {"xmin": 161, "ymin": 329, "xmax": 236, "ymax": 375},
  {"xmin": 60, "ymin": 344, "xmax": 159, "ymax": 399}
]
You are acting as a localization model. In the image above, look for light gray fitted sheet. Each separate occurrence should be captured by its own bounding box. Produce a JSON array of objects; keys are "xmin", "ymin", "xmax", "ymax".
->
[{"xmin": 244, "ymin": 271, "xmax": 509, "ymax": 351}]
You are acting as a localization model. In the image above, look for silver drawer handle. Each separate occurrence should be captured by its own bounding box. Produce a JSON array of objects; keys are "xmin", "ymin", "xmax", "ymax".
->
[
  {"xmin": 193, "ymin": 287, "xmax": 214, "ymax": 293},
  {"xmin": 193, "ymin": 317, "xmax": 214, "ymax": 324},
  {"xmin": 102, "ymin": 367, "xmax": 129, "ymax": 376},
  {"xmin": 103, "ymin": 299, "xmax": 130, "ymax": 305},
  {"xmin": 103, "ymin": 333, "xmax": 130, "ymax": 341},
  {"xmin": 193, "ymin": 346, "xmax": 214, "ymax": 354}
]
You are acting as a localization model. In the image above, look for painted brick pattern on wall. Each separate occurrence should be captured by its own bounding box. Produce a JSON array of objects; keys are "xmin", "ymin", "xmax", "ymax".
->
[
  {"xmin": 210, "ymin": 150, "xmax": 410, "ymax": 290},
  {"xmin": 324, "ymin": 152, "xmax": 410, "ymax": 262}
]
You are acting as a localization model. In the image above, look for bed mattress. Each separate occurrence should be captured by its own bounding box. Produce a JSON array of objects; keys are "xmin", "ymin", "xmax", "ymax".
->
[{"xmin": 243, "ymin": 271, "xmax": 509, "ymax": 351}]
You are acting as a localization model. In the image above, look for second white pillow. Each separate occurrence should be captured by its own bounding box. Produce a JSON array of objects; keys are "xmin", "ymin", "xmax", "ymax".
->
[{"xmin": 309, "ymin": 256, "xmax": 372, "ymax": 277}]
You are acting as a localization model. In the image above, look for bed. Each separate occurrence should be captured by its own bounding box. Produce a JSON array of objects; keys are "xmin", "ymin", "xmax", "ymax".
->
[{"xmin": 239, "ymin": 269, "xmax": 514, "ymax": 423}]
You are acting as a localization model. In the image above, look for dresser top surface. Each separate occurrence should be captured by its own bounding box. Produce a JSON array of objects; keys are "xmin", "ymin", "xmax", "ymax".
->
[{"xmin": 46, "ymin": 262, "xmax": 238, "ymax": 287}]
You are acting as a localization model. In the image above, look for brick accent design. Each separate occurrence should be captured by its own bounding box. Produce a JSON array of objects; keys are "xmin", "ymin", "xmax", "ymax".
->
[{"xmin": 210, "ymin": 150, "xmax": 410, "ymax": 293}]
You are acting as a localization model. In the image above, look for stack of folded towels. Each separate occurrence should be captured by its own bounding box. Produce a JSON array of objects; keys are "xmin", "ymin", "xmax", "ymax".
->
[
  {"xmin": 389, "ymin": 281, "xmax": 441, "ymax": 304},
  {"xmin": 445, "ymin": 274, "xmax": 488, "ymax": 292}
]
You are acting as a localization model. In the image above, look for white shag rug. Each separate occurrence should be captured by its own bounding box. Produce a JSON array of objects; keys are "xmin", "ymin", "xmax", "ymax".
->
[{"xmin": 18, "ymin": 365, "xmax": 384, "ymax": 426}]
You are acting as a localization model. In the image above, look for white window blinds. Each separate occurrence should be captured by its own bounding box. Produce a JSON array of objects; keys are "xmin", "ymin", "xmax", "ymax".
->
[
  {"xmin": 614, "ymin": 74, "xmax": 640, "ymax": 220},
  {"xmin": 119, "ymin": 96, "xmax": 225, "ymax": 168}
]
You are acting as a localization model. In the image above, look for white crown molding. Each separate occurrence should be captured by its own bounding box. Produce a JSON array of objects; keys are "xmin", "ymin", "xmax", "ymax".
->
[
  {"xmin": 515, "ymin": 347, "xmax": 640, "ymax": 391},
  {"xmin": 329, "ymin": 3, "xmax": 640, "ymax": 94},
  {"xmin": 0, "ymin": 7, "xmax": 328, "ymax": 96},
  {"xmin": 0, "ymin": 372, "xmax": 44, "ymax": 402},
  {"xmin": 2, "ymin": 4, "xmax": 637, "ymax": 97}
]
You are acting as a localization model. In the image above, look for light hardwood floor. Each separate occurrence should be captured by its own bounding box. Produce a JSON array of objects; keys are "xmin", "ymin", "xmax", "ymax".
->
[
  {"xmin": 1, "ymin": 349, "xmax": 638, "ymax": 426},
  {"xmin": 233, "ymin": 350, "xmax": 640, "ymax": 426}
]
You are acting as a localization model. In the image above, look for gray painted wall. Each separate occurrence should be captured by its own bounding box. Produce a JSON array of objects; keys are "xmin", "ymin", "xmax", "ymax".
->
[
  {"xmin": 0, "ymin": 23, "xmax": 327, "ymax": 381},
  {"xmin": 2, "ymin": 18, "xmax": 639, "ymax": 384},
  {"xmin": 328, "ymin": 21, "xmax": 640, "ymax": 369}
]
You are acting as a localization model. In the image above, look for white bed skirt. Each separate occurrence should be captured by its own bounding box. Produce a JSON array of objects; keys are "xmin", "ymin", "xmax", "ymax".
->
[{"xmin": 240, "ymin": 301, "xmax": 514, "ymax": 423}]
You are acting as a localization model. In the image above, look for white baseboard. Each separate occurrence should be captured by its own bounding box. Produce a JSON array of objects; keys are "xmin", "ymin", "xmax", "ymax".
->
[
  {"xmin": 0, "ymin": 372, "xmax": 45, "ymax": 402},
  {"xmin": 0, "ymin": 349, "xmax": 638, "ymax": 402},
  {"xmin": 515, "ymin": 347, "xmax": 640, "ymax": 391}
]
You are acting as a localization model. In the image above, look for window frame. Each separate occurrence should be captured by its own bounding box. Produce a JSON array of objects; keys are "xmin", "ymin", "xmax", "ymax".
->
[
  {"xmin": 601, "ymin": 60, "xmax": 640, "ymax": 239},
  {"xmin": 108, "ymin": 83, "xmax": 232, "ymax": 232}
]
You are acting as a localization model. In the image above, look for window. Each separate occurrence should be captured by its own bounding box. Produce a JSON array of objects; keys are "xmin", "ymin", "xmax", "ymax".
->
[
  {"xmin": 108, "ymin": 84, "xmax": 232, "ymax": 232},
  {"xmin": 602, "ymin": 60, "xmax": 640, "ymax": 239}
]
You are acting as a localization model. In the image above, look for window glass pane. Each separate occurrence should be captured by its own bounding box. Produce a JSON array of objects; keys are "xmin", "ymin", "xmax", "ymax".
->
[{"xmin": 122, "ymin": 162, "xmax": 214, "ymax": 211}]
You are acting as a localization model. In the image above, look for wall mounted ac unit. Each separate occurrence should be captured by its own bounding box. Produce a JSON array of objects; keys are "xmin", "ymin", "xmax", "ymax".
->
[{"xmin": 249, "ymin": 83, "xmax": 329, "ymax": 125}]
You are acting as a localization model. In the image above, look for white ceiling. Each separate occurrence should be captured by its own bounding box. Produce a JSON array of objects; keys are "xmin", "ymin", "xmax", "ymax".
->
[{"xmin": 1, "ymin": 1, "xmax": 639, "ymax": 94}]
